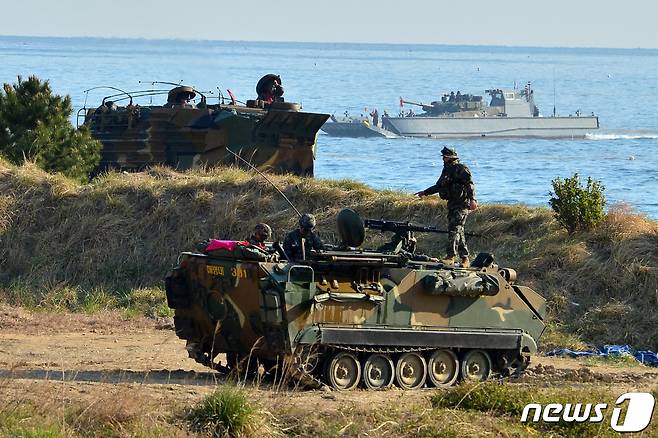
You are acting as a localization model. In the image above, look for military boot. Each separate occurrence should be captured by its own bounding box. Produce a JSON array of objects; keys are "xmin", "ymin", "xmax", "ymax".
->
[
  {"xmin": 441, "ymin": 256, "xmax": 455, "ymax": 265},
  {"xmin": 460, "ymin": 257, "xmax": 470, "ymax": 268}
]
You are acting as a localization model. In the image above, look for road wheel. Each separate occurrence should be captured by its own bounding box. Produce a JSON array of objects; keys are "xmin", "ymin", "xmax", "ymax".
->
[
  {"xmin": 325, "ymin": 352, "xmax": 361, "ymax": 390},
  {"xmin": 395, "ymin": 352, "xmax": 427, "ymax": 389},
  {"xmin": 427, "ymin": 349, "xmax": 459, "ymax": 387},
  {"xmin": 363, "ymin": 354, "xmax": 394, "ymax": 389},
  {"xmin": 461, "ymin": 350, "xmax": 492, "ymax": 382}
]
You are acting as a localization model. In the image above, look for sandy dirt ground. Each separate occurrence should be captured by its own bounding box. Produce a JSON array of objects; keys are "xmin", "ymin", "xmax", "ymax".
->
[{"xmin": 1, "ymin": 304, "xmax": 657, "ymax": 412}]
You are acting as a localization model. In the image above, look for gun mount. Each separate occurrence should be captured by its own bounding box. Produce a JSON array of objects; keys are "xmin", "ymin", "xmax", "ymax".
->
[{"xmin": 365, "ymin": 218, "xmax": 480, "ymax": 254}]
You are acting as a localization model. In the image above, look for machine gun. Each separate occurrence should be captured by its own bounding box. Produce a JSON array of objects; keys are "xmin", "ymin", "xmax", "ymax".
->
[{"xmin": 364, "ymin": 219, "xmax": 480, "ymax": 254}]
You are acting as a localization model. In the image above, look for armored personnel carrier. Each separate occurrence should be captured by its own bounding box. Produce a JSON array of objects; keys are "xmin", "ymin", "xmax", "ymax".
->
[
  {"xmin": 165, "ymin": 209, "xmax": 545, "ymax": 390},
  {"xmin": 79, "ymin": 78, "xmax": 329, "ymax": 176}
]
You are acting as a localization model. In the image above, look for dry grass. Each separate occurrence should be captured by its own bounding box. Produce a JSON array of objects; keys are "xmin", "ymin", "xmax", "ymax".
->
[
  {"xmin": 431, "ymin": 382, "xmax": 658, "ymax": 437},
  {"xmin": 0, "ymin": 302, "xmax": 156, "ymax": 335},
  {"xmin": 0, "ymin": 378, "xmax": 183, "ymax": 437},
  {"xmin": 1, "ymin": 159, "xmax": 657, "ymax": 349},
  {"xmin": 1, "ymin": 374, "xmax": 656, "ymax": 437}
]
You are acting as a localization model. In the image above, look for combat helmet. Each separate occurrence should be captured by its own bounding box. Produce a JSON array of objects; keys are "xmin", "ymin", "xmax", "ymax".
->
[
  {"xmin": 299, "ymin": 213, "xmax": 317, "ymax": 230},
  {"xmin": 441, "ymin": 146, "xmax": 458, "ymax": 159},
  {"xmin": 167, "ymin": 86, "xmax": 196, "ymax": 105},
  {"xmin": 256, "ymin": 74, "xmax": 284, "ymax": 99},
  {"xmin": 254, "ymin": 223, "xmax": 272, "ymax": 239}
]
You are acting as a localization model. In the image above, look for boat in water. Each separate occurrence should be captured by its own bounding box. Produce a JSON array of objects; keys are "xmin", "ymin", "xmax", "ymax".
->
[
  {"xmin": 383, "ymin": 83, "xmax": 599, "ymax": 138},
  {"xmin": 79, "ymin": 77, "xmax": 329, "ymax": 176},
  {"xmin": 321, "ymin": 113, "xmax": 399, "ymax": 138}
]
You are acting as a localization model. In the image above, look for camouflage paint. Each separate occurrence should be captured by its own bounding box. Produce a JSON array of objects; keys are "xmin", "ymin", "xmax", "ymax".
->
[
  {"xmin": 167, "ymin": 250, "xmax": 546, "ymax": 366},
  {"xmin": 85, "ymin": 100, "xmax": 329, "ymax": 176}
]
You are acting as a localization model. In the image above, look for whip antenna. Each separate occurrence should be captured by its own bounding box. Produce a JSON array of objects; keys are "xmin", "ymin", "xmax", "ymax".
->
[{"xmin": 225, "ymin": 148, "xmax": 302, "ymax": 218}]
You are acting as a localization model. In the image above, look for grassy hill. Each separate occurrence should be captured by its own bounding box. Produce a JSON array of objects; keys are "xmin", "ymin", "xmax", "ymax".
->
[{"xmin": 1, "ymin": 159, "xmax": 656, "ymax": 350}]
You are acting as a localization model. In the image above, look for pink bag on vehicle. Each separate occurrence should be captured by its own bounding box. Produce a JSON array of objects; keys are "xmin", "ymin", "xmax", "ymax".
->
[{"xmin": 205, "ymin": 239, "xmax": 248, "ymax": 252}]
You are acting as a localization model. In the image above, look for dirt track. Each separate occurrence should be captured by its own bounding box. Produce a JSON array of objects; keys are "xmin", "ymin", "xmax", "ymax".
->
[
  {"xmin": 2, "ymin": 305, "xmax": 658, "ymax": 438},
  {"xmin": 1, "ymin": 305, "xmax": 657, "ymax": 390}
]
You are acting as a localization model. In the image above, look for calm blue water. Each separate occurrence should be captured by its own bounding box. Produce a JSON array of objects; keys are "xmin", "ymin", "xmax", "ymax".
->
[{"xmin": 2, "ymin": 36, "xmax": 658, "ymax": 217}]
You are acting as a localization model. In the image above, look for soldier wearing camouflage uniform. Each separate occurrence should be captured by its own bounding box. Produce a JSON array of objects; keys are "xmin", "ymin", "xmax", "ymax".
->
[
  {"xmin": 246, "ymin": 223, "xmax": 272, "ymax": 250},
  {"xmin": 416, "ymin": 147, "xmax": 477, "ymax": 267},
  {"xmin": 283, "ymin": 213, "xmax": 324, "ymax": 261}
]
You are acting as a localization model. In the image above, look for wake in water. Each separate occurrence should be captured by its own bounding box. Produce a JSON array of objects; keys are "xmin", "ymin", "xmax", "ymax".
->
[{"xmin": 586, "ymin": 129, "xmax": 658, "ymax": 140}]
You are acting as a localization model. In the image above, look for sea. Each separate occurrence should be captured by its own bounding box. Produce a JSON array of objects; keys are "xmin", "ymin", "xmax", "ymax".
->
[{"xmin": 1, "ymin": 36, "xmax": 658, "ymax": 218}]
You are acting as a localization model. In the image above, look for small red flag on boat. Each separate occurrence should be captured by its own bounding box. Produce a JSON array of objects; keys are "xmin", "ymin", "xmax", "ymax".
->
[{"xmin": 227, "ymin": 89, "xmax": 237, "ymax": 105}]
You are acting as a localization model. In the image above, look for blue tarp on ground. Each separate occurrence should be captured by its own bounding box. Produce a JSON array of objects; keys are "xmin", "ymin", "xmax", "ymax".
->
[{"xmin": 545, "ymin": 345, "xmax": 658, "ymax": 367}]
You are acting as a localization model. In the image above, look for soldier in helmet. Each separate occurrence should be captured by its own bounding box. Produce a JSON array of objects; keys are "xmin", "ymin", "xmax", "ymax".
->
[
  {"xmin": 256, "ymin": 74, "xmax": 284, "ymax": 105},
  {"xmin": 246, "ymin": 223, "xmax": 272, "ymax": 250},
  {"xmin": 165, "ymin": 86, "xmax": 196, "ymax": 108},
  {"xmin": 415, "ymin": 146, "xmax": 477, "ymax": 267},
  {"xmin": 283, "ymin": 213, "xmax": 324, "ymax": 261}
]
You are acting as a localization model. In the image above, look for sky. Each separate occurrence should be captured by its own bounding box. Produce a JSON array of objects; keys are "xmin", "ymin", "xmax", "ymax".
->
[{"xmin": 2, "ymin": 0, "xmax": 657, "ymax": 49}]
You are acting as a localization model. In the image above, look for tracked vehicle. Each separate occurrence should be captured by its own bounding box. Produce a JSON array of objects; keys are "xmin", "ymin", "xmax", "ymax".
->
[
  {"xmin": 165, "ymin": 209, "xmax": 546, "ymax": 390},
  {"xmin": 79, "ymin": 79, "xmax": 329, "ymax": 176}
]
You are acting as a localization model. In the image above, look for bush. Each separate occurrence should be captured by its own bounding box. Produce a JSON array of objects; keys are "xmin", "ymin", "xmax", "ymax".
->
[
  {"xmin": 549, "ymin": 173, "xmax": 606, "ymax": 234},
  {"xmin": 187, "ymin": 386, "xmax": 270, "ymax": 437},
  {"xmin": 0, "ymin": 75, "xmax": 101, "ymax": 181}
]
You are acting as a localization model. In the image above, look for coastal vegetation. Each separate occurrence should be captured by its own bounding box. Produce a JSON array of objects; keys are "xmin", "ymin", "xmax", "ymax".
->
[
  {"xmin": 187, "ymin": 386, "xmax": 277, "ymax": 437},
  {"xmin": 1, "ymin": 158, "xmax": 656, "ymax": 350},
  {"xmin": 0, "ymin": 75, "xmax": 101, "ymax": 181},
  {"xmin": 1, "ymin": 159, "xmax": 657, "ymax": 438},
  {"xmin": 550, "ymin": 173, "xmax": 606, "ymax": 234},
  {"xmin": 1, "ymin": 378, "xmax": 656, "ymax": 437}
]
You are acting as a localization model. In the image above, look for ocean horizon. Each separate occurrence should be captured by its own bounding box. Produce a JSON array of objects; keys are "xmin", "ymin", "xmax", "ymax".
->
[{"xmin": 2, "ymin": 35, "xmax": 657, "ymax": 217}]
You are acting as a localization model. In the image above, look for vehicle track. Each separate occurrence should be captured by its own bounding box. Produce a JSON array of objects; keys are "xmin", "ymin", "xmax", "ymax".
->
[{"xmin": 1, "ymin": 308, "xmax": 656, "ymax": 389}]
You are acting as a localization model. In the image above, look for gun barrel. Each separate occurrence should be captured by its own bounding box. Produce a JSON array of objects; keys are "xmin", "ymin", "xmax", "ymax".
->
[
  {"xmin": 364, "ymin": 219, "xmax": 447, "ymax": 234},
  {"xmin": 400, "ymin": 99, "xmax": 425, "ymax": 108},
  {"xmin": 364, "ymin": 219, "xmax": 482, "ymax": 238}
]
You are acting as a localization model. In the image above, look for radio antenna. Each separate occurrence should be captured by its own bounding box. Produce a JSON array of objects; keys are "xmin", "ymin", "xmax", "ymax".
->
[
  {"xmin": 225, "ymin": 148, "xmax": 302, "ymax": 218},
  {"xmin": 553, "ymin": 68, "xmax": 557, "ymax": 117}
]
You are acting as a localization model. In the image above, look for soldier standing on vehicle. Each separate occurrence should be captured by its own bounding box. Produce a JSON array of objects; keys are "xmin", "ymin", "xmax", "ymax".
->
[
  {"xmin": 415, "ymin": 146, "xmax": 477, "ymax": 267},
  {"xmin": 370, "ymin": 108, "xmax": 379, "ymax": 127},
  {"xmin": 283, "ymin": 213, "xmax": 324, "ymax": 261},
  {"xmin": 246, "ymin": 223, "xmax": 272, "ymax": 250}
]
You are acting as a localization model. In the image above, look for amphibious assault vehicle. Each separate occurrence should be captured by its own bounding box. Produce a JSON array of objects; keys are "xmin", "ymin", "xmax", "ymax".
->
[
  {"xmin": 165, "ymin": 210, "xmax": 546, "ymax": 390},
  {"xmin": 79, "ymin": 79, "xmax": 329, "ymax": 176}
]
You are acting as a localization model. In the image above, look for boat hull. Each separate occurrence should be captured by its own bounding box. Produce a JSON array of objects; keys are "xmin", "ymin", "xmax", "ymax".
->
[
  {"xmin": 382, "ymin": 116, "xmax": 599, "ymax": 139},
  {"xmin": 321, "ymin": 121, "xmax": 399, "ymax": 138},
  {"xmin": 86, "ymin": 106, "xmax": 329, "ymax": 176}
]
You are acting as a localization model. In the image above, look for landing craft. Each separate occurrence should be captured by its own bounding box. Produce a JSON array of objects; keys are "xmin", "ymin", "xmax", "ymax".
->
[
  {"xmin": 165, "ymin": 209, "xmax": 546, "ymax": 390},
  {"xmin": 79, "ymin": 77, "xmax": 329, "ymax": 176},
  {"xmin": 322, "ymin": 82, "xmax": 599, "ymax": 139}
]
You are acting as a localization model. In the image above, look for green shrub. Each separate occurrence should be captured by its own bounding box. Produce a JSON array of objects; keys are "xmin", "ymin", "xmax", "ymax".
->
[
  {"xmin": 0, "ymin": 409, "xmax": 64, "ymax": 438},
  {"xmin": 187, "ymin": 386, "xmax": 268, "ymax": 437},
  {"xmin": 122, "ymin": 287, "xmax": 173, "ymax": 318},
  {"xmin": 0, "ymin": 75, "xmax": 101, "ymax": 181},
  {"xmin": 549, "ymin": 173, "xmax": 606, "ymax": 234}
]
